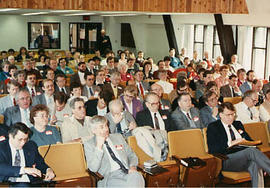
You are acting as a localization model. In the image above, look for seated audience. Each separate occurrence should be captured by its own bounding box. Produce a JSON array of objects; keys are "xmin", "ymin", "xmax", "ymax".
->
[
  {"xmin": 24, "ymin": 72, "xmax": 42, "ymax": 98},
  {"xmin": 215, "ymin": 65, "xmax": 229, "ymax": 88},
  {"xmin": 195, "ymin": 70, "xmax": 214, "ymax": 100},
  {"xmin": 0, "ymin": 62, "xmax": 10, "ymax": 81},
  {"xmin": 30, "ymin": 104, "xmax": 61, "ymax": 146},
  {"xmin": 83, "ymin": 115, "xmax": 144, "ymax": 187},
  {"xmin": 118, "ymin": 62, "xmax": 133, "ymax": 82},
  {"xmin": 164, "ymin": 56, "xmax": 175, "ymax": 72},
  {"xmin": 82, "ymin": 73, "xmax": 97, "ymax": 99},
  {"xmin": 169, "ymin": 48, "xmax": 182, "ymax": 69},
  {"xmin": 171, "ymin": 92, "xmax": 203, "ymax": 130},
  {"xmin": 156, "ymin": 70, "xmax": 174, "ymax": 94},
  {"xmin": 61, "ymin": 97, "xmax": 93, "ymax": 143},
  {"xmin": 234, "ymin": 90, "xmax": 260, "ymax": 123},
  {"xmin": 200, "ymin": 91, "xmax": 219, "ymax": 126},
  {"xmin": 142, "ymin": 61, "xmax": 154, "ymax": 80},
  {"xmin": 70, "ymin": 62, "xmax": 87, "ymax": 86},
  {"xmin": 68, "ymin": 82, "xmax": 88, "ymax": 103},
  {"xmin": 87, "ymin": 58, "xmax": 98, "ymax": 75},
  {"xmin": 85, "ymin": 91, "xmax": 108, "ymax": 117},
  {"xmin": 228, "ymin": 54, "xmax": 243, "ymax": 74},
  {"xmin": 57, "ymin": 58, "xmax": 74, "ymax": 75},
  {"xmin": 16, "ymin": 46, "xmax": 30, "ymax": 62},
  {"xmin": 105, "ymin": 99, "xmax": 136, "ymax": 138},
  {"xmin": 150, "ymin": 83, "xmax": 171, "ymax": 111},
  {"xmin": 252, "ymin": 79, "xmax": 264, "ymax": 106},
  {"xmin": 237, "ymin": 68, "xmax": 246, "ymax": 87},
  {"xmin": 134, "ymin": 70, "xmax": 150, "ymax": 99},
  {"xmin": 220, "ymin": 74, "xmax": 242, "ymax": 98},
  {"xmin": 153, "ymin": 60, "xmax": 173, "ymax": 79},
  {"xmin": 0, "ymin": 122, "xmax": 55, "ymax": 186},
  {"xmin": 240, "ymin": 70, "xmax": 255, "ymax": 94},
  {"xmin": 14, "ymin": 70, "xmax": 26, "ymax": 88},
  {"xmin": 0, "ymin": 80, "xmax": 20, "ymax": 114},
  {"xmin": 54, "ymin": 74, "xmax": 70, "ymax": 97},
  {"xmin": 259, "ymin": 89, "xmax": 270, "ymax": 122},
  {"xmin": 136, "ymin": 92, "xmax": 172, "ymax": 131},
  {"xmin": 207, "ymin": 102, "xmax": 270, "ymax": 187},
  {"xmin": 4, "ymin": 89, "xmax": 32, "ymax": 127},
  {"xmin": 127, "ymin": 57, "xmax": 139, "ymax": 75},
  {"xmin": 23, "ymin": 59, "xmax": 42, "ymax": 80},
  {"xmin": 95, "ymin": 70, "xmax": 106, "ymax": 86}
]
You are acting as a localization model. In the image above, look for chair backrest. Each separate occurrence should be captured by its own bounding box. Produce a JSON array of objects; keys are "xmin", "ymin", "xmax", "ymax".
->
[
  {"xmin": 202, "ymin": 128, "xmax": 209, "ymax": 153},
  {"xmin": 162, "ymin": 93, "xmax": 169, "ymax": 100},
  {"xmin": 223, "ymin": 97, "xmax": 242, "ymax": 104},
  {"xmin": 38, "ymin": 142, "xmax": 89, "ymax": 181},
  {"xmin": 168, "ymin": 129, "xmax": 208, "ymax": 158},
  {"xmin": 243, "ymin": 122, "xmax": 270, "ymax": 147},
  {"xmin": 127, "ymin": 136, "xmax": 152, "ymax": 165},
  {"xmin": 0, "ymin": 115, "xmax": 4, "ymax": 124}
]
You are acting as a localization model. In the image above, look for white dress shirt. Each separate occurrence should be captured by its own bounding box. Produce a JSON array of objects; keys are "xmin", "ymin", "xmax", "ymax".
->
[
  {"xmin": 149, "ymin": 111, "xmax": 165, "ymax": 130},
  {"xmin": 103, "ymin": 138, "xmax": 122, "ymax": 172},
  {"xmin": 19, "ymin": 107, "xmax": 32, "ymax": 128},
  {"xmin": 221, "ymin": 121, "xmax": 242, "ymax": 147},
  {"xmin": 78, "ymin": 71, "xmax": 86, "ymax": 85},
  {"xmin": 235, "ymin": 102, "xmax": 260, "ymax": 123},
  {"xmin": 156, "ymin": 80, "xmax": 174, "ymax": 94}
]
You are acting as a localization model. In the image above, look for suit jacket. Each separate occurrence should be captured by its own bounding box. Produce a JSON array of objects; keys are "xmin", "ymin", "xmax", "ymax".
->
[
  {"xmin": 32, "ymin": 94, "xmax": 47, "ymax": 106},
  {"xmin": 207, "ymin": 120, "xmax": 252, "ymax": 154},
  {"xmin": 23, "ymin": 86, "xmax": 43, "ymax": 96},
  {"xmin": 120, "ymin": 95, "xmax": 143, "ymax": 118},
  {"xmin": 160, "ymin": 99, "xmax": 171, "ymax": 111},
  {"xmin": 199, "ymin": 105, "xmax": 219, "ymax": 126},
  {"xmin": 220, "ymin": 84, "xmax": 241, "ymax": 97},
  {"xmin": 0, "ymin": 140, "xmax": 49, "ymax": 182},
  {"xmin": 61, "ymin": 115, "xmax": 93, "ymax": 143},
  {"xmin": 105, "ymin": 111, "xmax": 136, "ymax": 135},
  {"xmin": 102, "ymin": 83, "xmax": 123, "ymax": 103},
  {"xmin": 240, "ymin": 81, "xmax": 251, "ymax": 94},
  {"xmin": 83, "ymin": 134, "xmax": 138, "ymax": 186},
  {"xmin": 85, "ymin": 99, "xmax": 109, "ymax": 117},
  {"xmin": 171, "ymin": 107, "xmax": 203, "ymax": 130},
  {"xmin": 136, "ymin": 81, "xmax": 150, "ymax": 98},
  {"xmin": 135, "ymin": 108, "xmax": 172, "ymax": 131},
  {"xmin": 4, "ymin": 106, "xmax": 32, "ymax": 127},
  {"xmin": 0, "ymin": 95, "xmax": 13, "ymax": 114},
  {"xmin": 54, "ymin": 85, "xmax": 70, "ymax": 97},
  {"xmin": 70, "ymin": 73, "xmax": 83, "ymax": 85}
]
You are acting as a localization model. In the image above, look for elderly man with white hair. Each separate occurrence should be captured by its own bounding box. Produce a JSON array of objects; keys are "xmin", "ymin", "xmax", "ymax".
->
[
  {"xmin": 83, "ymin": 115, "xmax": 144, "ymax": 187},
  {"xmin": 105, "ymin": 99, "xmax": 136, "ymax": 138}
]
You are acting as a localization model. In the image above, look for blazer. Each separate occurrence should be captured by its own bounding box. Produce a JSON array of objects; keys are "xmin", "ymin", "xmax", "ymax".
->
[
  {"xmin": 23, "ymin": 86, "xmax": 43, "ymax": 96},
  {"xmin": 240, "ymin": 81, "xmax": 252, "ymax": 94},
  {"xmin": 102, "ymin": 83, "xmax": 123, "ymax": 103},
  {"xmin": 136, "ymin": 81, "xmax": 150, "ymax": 98},
  {"xmin": 83, "ymin": 134, "xmax": 138, "ymax": 186},
  {"xmin": 0, "ymin": 95, "xmax": 13, "ymax": 114},
  {"xmin": 54, "ymin": 85, "xmax": 70, "ymax": 97},
  {"xmin": 120, "ymin": 95, "xmax": 143, "ymax": 118},
  {"xmin": 32, "ymin": 94, "xmax": 47, "ymax": 106},
  {"xmin": 61, "ymin": 115, "xmax": 93, "ymax": 143},
  {"xmin": 4, "ymin": 106, "xmax": 32, "ymax": 127},
  {"xmin": 0, "ymin": 140, "xmax": 49, "ymax": 182},
  {"xmin": 171, "ymin": 107, "xmax": 203, "ymax": 130},
  {"xmin": 70, "ymin": 73, "xmax": 81, "ymax": 85},
  {"xmin": 85, "ymin": 99, "xmax": 109, "ymax": 117},
  {"xmin": 220, "ymin": 84, "xmax": 241, "ymax": 98},
  {"xmin": 199, "ymin": 105, "xmax": 219, "ymax": 126},
  {"xmin": 135, "ymin": 108, "xmax": 172, "ymax": 131},
  {"xmin": 207, "ymin": 120, "xmax": 252, "ymax": 154},
  {"xmin": 160, "ymin": 99, "xmax": 171, "ymax": 111}
]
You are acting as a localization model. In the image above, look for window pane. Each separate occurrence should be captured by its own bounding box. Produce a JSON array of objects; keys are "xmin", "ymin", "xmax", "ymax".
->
[
  {"xmin": 252, "ymin": 49, "xmax": 266, "ymax": 79},
  {"xmin": 213, "ymin": 27, "xmax": 220, "ymax": 44},
  {"xmin": 195, "ymin": 25, "xmax": 204, "ymax": 42},
  {"xmin": 254, "ymin": 27, "xmax": 267, "ymax": 48},
  {"xmin": 194, "ymin": 43, "xmax": 203, "ymax": 60},
  {"xmin": 213, "ymin": 45, "xmax": 221, "ymax": 59}
]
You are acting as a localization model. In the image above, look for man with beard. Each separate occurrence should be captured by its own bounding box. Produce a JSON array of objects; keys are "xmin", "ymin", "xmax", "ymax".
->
[{"xmin": 70, "ymin": 62, "xmax": 87, "ymax": 86}]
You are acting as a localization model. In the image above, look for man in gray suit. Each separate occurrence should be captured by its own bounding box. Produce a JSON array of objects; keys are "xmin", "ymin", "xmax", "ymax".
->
[
  {"xmin": 4, "ymin": 89, "xmax": 32, "ymax": 127},
  {"xmin": 82, "ymin": 72, "xmax": 97, "ymax": 99},
  {"xmin": 0, "ymin": 80, "xmax": 20, "ymax": 114},
  {"xmin": 84, "ymin": 115, "xmax": 144, "ymax": 187},
  {"xmin": 220, "ymin": 74, "xmax": 242, "ymax": 98},
  {"xmin": 134, "ymin": 70, "xmax": 150, "ymax": 98},
  {"xmin": 171, "ymin": 92, "xmax": 203, "ymax": 130}
]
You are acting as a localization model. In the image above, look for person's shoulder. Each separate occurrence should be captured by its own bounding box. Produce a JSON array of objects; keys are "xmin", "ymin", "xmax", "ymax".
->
[{"xmin": 208, "ymin": 120, "xmax": 221, "ymax": 129}]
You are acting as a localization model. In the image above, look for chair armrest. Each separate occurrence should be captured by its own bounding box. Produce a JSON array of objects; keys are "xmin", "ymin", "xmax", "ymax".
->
[
  {"xmin": 212, "ymin": 153, "xmax": 228, "ymax": 161},
  {"xmin": 88, "ymin": 169, "xmax": 104, "ymax": 181}
]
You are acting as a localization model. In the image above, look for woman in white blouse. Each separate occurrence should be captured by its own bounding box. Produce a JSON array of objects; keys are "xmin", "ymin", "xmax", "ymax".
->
[{"xmin": 259, "ymin": 89, "xmax": 270, "ymax": 121}]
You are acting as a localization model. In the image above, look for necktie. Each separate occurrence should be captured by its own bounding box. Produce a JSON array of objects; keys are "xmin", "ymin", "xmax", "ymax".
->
[
  {"xmin": 89, "ymin": 87, "xmax": 94, "ymax": 96},
  {"xmin": 61, "ymin": 88, "xmax": 65, "ymax": 94},
  {"xmin": 116, "ymin": 122, "xmax": 122, "ymax": 133},
  {"xmin": 232, "ymin": 88, "xmax": 236, "ymax": 97},
  {"xmin": 139, "ymin": 83, "xmax": 144, "ymax": 97},
  {"xmin": 13, "ymin": 98, "xmax": 16, "ymax": 106},
  {"xmin": 104, "ymin": 141, "xmax": 128, "ymax": 174},
  {"xmin": 154, "ymin": 113, "xmax": 160, "ymax": 129},
  {"xmin": 24, "ymin": 109, "xmax": 31, "ymax": 127},
  {"xmin": 228, "ymin": 125, "xmax": 236, "ymax": 141},
  {"xmin": 247, "ymin": 107, "xmax": 253, "ymax": 120},
  {"xmin": 187, "ymin": 112, "xmax": 192, "ymax": 120},
  {"xmin": 14, "ymin": 150, "xmax": 21, "ymax": 166},
  {"xmin": 31, "ymin": 88, "xmax": 35, "ymax": 97}
]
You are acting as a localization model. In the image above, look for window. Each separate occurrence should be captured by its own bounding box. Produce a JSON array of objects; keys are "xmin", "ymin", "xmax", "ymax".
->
[
  {"xmin": 213, "ymin": 26, "xmax": 221, "ymax": 60},
  {"xmin": 194, "ymin": 25, "xmax": 204, "ymax": 60}
]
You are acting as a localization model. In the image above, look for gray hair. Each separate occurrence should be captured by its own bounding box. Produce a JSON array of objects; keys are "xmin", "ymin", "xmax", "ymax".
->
[
  {"xmin": 243, "ymin": 90, "xmax": 256, "ymax": 100},
  {"xmin": 90, "ymin": 115, "xmax": 108, "ymax": 130},
  {"xmin": 108, "ymin": 99, "xmax": 123, "ymax": 112},
  {"xmin": 144, "ymin": 92, "xmax": 159, "ymax": 103},
  {"xmin": 15, "ymin": 88, "xmax": 30, "ymax": 102},
  {"xmin": 69, "ymin": 97, "xmax": 85, "ymax": 109}
]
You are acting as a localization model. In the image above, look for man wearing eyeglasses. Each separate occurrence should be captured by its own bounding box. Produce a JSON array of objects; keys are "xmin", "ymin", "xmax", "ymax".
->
[
  {"xmin": 136, "ymin": 92, "xmax": 172, "ymax": 131},
  {"xmin": 234, "ymin": 90, "xmax": 260, "ymax": 124},
  {"xmin": 207, "ymin": 102, "xmax": 270, "ymax": 187},
  {"xmin": 82, "ymin": 72, "xmax": 97, "ymax": 99}
]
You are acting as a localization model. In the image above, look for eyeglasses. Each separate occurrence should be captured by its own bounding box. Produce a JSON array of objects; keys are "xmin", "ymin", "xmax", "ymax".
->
[
  {"xmin": 147, "ymin": 101, "xmax": 160, "ymax": 107},
  {"xmin": 222, "ymin": 112, "xmax": 235, "ymax": 117},
  {"xmin": 208, "ymin": 97, "xmax": 218, "ymax": 102},
  {"xmin": 125, "ymin": 94, "xmax": 134, "ymax": 99},
  {"xmin": 87, "ymin": 78, "xmax": 94, "ymax": 81},
  {"xmin": 35, "ymin": 114, "xmax": 49, "ymax": 118},
  {"xmin": 249, "ymin": 97, "xmax": 258, "ymax": 103}
]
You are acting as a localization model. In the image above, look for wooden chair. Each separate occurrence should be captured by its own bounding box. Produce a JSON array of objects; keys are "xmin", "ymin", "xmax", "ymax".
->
[
  {"xmin": 38, "ymin": 143, "xmax": 96, "ymax": 187},
  {"xmin": 243, "ymin": 122, "xmax": 270, "ymax": 158},
  {"xmin": 0, "ymin": 115, "xmax": 4, "ymax": 124},
  {"xmin": 202, "ymin": 128, "xmax": 251, "ymax": 185},
  {"xmin": 162, "ymin": 93, "xmax": 169, "ymax": 101},
  {"xmin": 0, "ymin": 94, "xmax": 7, "ymax": 98},
  {"xmin": 223, "ymin": 97, "xmax": 242, "ymax": 105},
  {"xmin": 168, "ymin": 129, "xmax": 220, "ymax": 186}
]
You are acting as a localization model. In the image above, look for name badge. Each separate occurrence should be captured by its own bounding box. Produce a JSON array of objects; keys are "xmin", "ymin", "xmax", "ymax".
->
[
  {"xmin": 162, "ymin": 115, "xmax": 167, "ymax": 120},
  {"xmin": 46, "ymin": 130, "xmax": 53, "ymax": 135},
  {"xmin": 115, "ymin": 144, "xmax": 123, "ymax": 150},
  {"xmin": 193, "ymin": 116, "xmax": 199, "ymax": 122},
  {"xmin": 0, "ymin": 136, "xmax": 5, "ymax": 141},
  {"xmin": 238, "ymin": 129, "xmax": 244, "ymax": 134},
  {"xmin": 63, "ymin": 114, "xmax": 69, "ymax": 117},
  {"xmin": 164, "ymin": 105, "xmax": 170, "ymax": 110}
]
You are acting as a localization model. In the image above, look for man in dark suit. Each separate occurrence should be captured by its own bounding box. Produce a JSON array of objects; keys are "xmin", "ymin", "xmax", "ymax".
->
[
  {"xmin": 136, "ymin": 92, "xmax": 172, "ymax": 131},
  {"xmin": 220, "ymin": 74, "xmax": 242, "ymax": 98},
  {"xmin": 150, "ymin": 83, "xmax": 171, "ymax": 111},
  {"xmin": 24, "ymin": 72, "xmax": 43, "ymax": 98},
  {"xmin": 54, "ymin": 74, "xmax": 70, "ymax": 97},
  {"xmin": 70, "ymin": 62, "xmax": 87, "ymax": 86},
  {"xmin": 171, "ymin": 92, "xmax": 203, "ymax": 130},
  {"xmin": 0, "ymin": 122, "xmax": 55, "ymax": 186},
  {"xmin": 102, "ymin": 71, "xmax": 123, "ymax": 103},
  {"xmin": 4, "ymin": 89, "xmax": 32, "ymax": 128},
  {"xmin": 207, "ymin": 102, "xmax": 270, "ymax": 187},
  {"xmin": 82, "ymin": 72, "xmax": 96, "ymax": 99},
  {"xmin": 134, "ymin": 70, "xmax": 150, "ymax": 99}
]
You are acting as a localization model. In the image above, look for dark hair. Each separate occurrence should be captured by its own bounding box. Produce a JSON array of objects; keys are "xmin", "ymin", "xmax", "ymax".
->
[
  {"xmin": 177, "ymin": 92, "xmax": 191, "ymax": 103},
  {"xmin": 252, "ymin": 79, "xmax": 260, "ymax": 85},
  {"xmin": 19, "ymin": 47, "xmax": 28, "ymax": 55},
  {"xmin": 58, "ymin": 57, "xmax": 66, "ymax": 64},
  {"xmin": 237, "ymin": 68, "xmax": 246, "ymax": 76},
  {"xmin": 54, "ymin": 91, "xmax": 68, "ymax": 104},
  {"xmin": 25, "ymin": 71, "xmax": 36, "ymax": 79},
  {"xmin": 106, "ymin": 56, "xmax": 114, "ymax": 63},
  {"xmin": 55, "ymin": 74, "xmax": 65, "ymax": 81},
  {"xmin": 220, "ymin": 65, "xmax": 229, "ymax": 71},
  {"xmin": 8, "ymin": 49, "xmax": 15, "ymax": 53},
  {"xmin": 88, "ymin": 58, "xmax": 94, "ymax": 63},
  {"xmin": 157, "ymin": 60, "xmax": 164, "ymax": 66},
  {"xmin": 198, "ymin": 68, "xmax": 206, "ymax": 75},
  {"xmin": 163, "ymin": 56, "xmax": 171, "ymax": 62},
  {"xmin": 218, "ymin": 102, "xmax": 235, "ymax": 113},
  {"xmin": 8, "ymin": 122, "xmax": 32, "ymax": 138},
  {"xmin": 177, "ymin": 80, "xmax": 187, "ymax": 90},
  {"xmin": 84, "ymin": 72, "xmax": 95, "ymax": 80},
  {"xmin": 8, "ymin": 64, "xmax": 17, "ymax": 72},
  {"xmin": 7, "ymin": 80, "xmax": 20, "ymax": 90},
  {"xmin": 93, "ymin": 56, "xmax": 101, "ymax": 62},
  {"xmin": 70, "ymin": 97, "xmax": 85, "ymax": 109},
  {"xmin": 229, "ymin": 74, "xmax": 237, "ymax": 80},
  {"xmin": 14, "ymin": 70, "xmax": 26, "ymax": 79},
  {"xmin": 206, "ymin": 81, "xmax": 218, "ymax": 90},
  {"xmin": 203, "ymin": 70, "xmax": 213, "ymax": 78},
  {"xmin": 30, "ymin": 104, "xmax": 49, "ymax": 124},
  {"xmin": 204, "ymin": 90, "xmax": 217, "ymax": 102},
  {"xmin": 78, "ymin": 62, "xmax": 86, "ymax": 67},
  {"xmin": 70, "ymin": 82, "xmax": 82, "ymax": 91},
  {"xmin": 247, "ymin": 70, "xmax": 254, "ymax": 76}
]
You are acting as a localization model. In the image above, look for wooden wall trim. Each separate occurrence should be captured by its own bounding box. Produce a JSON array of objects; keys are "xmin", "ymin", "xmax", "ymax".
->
[{"xmin": 0, "ymin": 0, "xmax": 248, "ymax": 14}]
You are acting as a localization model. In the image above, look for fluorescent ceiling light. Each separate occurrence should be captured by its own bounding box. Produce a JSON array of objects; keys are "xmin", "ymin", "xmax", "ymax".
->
[
  {"xmin": 0, "ymin": 8, "xmax": 18, "ymax": 12},
  {"xmin": 22, "ymin": 12, "xmax": 49, "ymax": 16},
  {"xmin": 63, "ymin": 12, "xmax": 96, "ymax": 16}
]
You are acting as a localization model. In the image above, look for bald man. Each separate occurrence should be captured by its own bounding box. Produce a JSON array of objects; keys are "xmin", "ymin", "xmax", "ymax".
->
[{"xmin": 99, "ymin": 29, "xmax": 112, "ymax": 56}]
